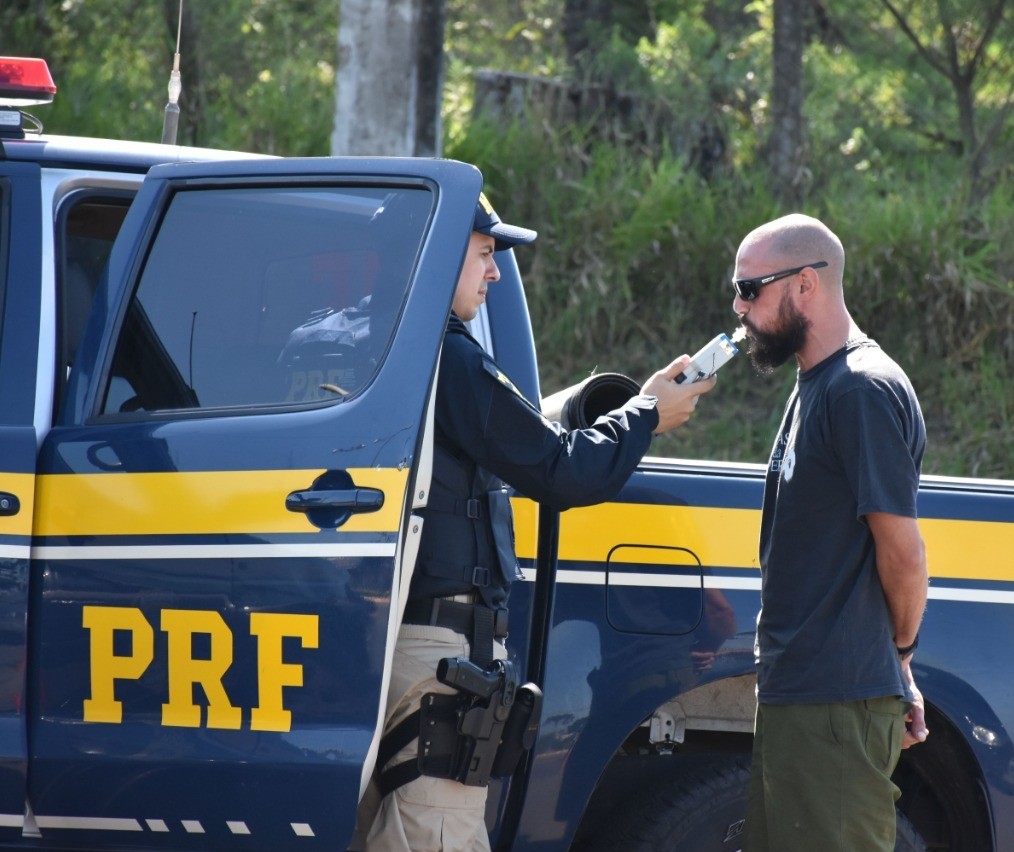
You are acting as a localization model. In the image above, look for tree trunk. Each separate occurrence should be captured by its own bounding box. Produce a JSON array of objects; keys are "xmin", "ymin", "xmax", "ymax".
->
[
  {"xmin": 564, "ymin": 0, "xmax": 611, "ymax": 69},
  {"xmin": 768, "ymin": 0, "xmax": 807, "ymax": 204},
  {"xmin": 332, "ymin": 0, "xmax": 444, "ymax": 156},
  {"xmin": 414, "ymin": 0, "xmax": 445, "ymax": 157},
  {"xmin": 563, "ymin": 0, "xmax": 655, "ymax": 75},
  {"xmin": 954, "ymin": 77, "xmax": 983, "ymax": 194}
]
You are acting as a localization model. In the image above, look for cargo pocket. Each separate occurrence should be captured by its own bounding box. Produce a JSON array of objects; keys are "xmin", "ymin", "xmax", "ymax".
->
[{"xmin": 864, "ymin": 696, "xmax": 906, "ymax": 775}]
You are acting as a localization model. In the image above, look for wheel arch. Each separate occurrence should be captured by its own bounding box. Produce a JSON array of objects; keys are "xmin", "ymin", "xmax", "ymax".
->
[
  {"xmin": 894, "ymin": 700, "xmax": 994, "ymax": 851},
  {"xmin": 570, "ymin": 674, "xmax": 756, "ymax": 849},
  {"xmin": 572, "ymin": 676, "xmax": 995, "ymax": 852}
]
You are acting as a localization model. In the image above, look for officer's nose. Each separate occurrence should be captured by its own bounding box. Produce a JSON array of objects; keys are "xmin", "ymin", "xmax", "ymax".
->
[{"xmin": 488, "ymin": 258, "xmax": 500, "ymax": 281}]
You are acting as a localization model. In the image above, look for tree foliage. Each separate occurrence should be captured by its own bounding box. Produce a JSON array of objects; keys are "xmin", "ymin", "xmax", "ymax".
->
[
  {"xmin": 823, "ymin": 0, "xmax": 1014, "ymax": 199},
  {"xmin": 2, "ymin": 0, "xmax": 1011, "ymax": 474},
  {"xmin": 442, "ymin": 0, "xmax": 1014, "ymax": 476},
  {"xmin": 1, "ymin": 0, "xmax": 337, "ymax": 154}
]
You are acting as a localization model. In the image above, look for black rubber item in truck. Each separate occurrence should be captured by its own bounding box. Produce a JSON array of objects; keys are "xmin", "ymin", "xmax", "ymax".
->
[{"xmin": 581, "ymin": 755, "xmax": 927, "ymax": 852}]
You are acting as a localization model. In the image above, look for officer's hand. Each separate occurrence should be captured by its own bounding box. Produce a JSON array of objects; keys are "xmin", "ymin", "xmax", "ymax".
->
[{"xmin": 642, "ymin": 355, "xmax": 717, "ymax": 435}]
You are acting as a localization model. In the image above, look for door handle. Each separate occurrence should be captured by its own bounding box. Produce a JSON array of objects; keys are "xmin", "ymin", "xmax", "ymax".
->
[
  {"xmin": 285, "ymin": 470, "xmax": 384, "ymax": 529},
  {"xmin": 0, "ymin": 493, "xmax": 20, "ymax": 517},
  {"xmin": 285, "ymin": 488, "xmax": 384, "ymax": 513}
]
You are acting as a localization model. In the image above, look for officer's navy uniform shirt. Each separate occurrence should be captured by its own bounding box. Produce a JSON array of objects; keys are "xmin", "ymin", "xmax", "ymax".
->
[{"xmin": 410, "ymin": 314, "xmax": 659, "ymax": 607}]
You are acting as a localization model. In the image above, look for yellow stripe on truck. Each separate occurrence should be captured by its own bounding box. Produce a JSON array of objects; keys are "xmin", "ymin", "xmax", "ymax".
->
[
  {"xmin": 920, "ymin": 517, "xmax": 1014, "ymax": 582},
  {"xmin": 511, "ymin": 500, "xmax": 761, "ymax": 569},
  {"xmin": 34, "ymin": 469, "xmax": 407, "ymax": 537},
  {"xmin": 29, "ymin": 476, "xmax": 1014, "ymax": 583},
  {"xmin": 0, "ymin": 473, "xmax": 35, "ymax": 537},
  {"xmin": 559, "ymin": 503, "xmax": 761, "ymax": 568},
  {"xmin": 513, "ymin": 498, "xmax": 1014, "ymax": 583}
]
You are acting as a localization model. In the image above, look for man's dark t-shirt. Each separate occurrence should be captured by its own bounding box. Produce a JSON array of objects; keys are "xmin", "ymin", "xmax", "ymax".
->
[{"xmin": 756, "ymin": 337, "xmax": 925, "ymax": 704}]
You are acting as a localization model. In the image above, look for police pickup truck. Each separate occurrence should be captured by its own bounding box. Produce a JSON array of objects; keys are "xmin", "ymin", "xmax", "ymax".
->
[{"xmin": 1, "ymin": 56, "xmax": 1013, "ymax": 852}]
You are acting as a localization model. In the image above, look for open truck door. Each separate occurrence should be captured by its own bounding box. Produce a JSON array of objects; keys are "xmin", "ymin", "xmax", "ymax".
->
[
  {"xmin": 27, "ymin": 157, "xmax": 480, "ymax": 851},
  {"xmin": 0, "ymin": 161, "xmax": 44, "ymax": 843}
]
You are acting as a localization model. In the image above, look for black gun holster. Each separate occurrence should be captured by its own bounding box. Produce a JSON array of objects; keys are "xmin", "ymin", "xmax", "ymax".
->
[{"xmin": 377, "ymin": 657, "xmax": 543, "ymax": 796}]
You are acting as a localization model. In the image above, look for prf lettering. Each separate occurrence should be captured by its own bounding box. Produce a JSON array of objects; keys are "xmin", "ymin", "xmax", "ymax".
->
[{"xmin": 82, "ymin": 606, "xmax": 319, "ymax": 732}]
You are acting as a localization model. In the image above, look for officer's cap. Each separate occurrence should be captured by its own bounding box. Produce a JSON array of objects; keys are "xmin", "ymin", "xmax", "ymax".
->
[{"xmin": 474, "ymin": 193, "xmax": 537, "ymax": 251}]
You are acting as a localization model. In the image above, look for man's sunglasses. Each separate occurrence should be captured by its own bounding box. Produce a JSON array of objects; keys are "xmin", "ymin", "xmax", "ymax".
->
[{"xmin": 732, "ymin": 261, "xmax": 828, "ymax": 301}]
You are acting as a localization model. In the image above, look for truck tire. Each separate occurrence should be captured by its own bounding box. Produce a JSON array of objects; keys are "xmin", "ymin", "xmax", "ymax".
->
[
  {"xmin": 895, "ymin": 813, "xmax": 928, "ymax": 852},
  {"xmin": 582, "ymin": 756, "xmax": 926, "ymax": 852}
]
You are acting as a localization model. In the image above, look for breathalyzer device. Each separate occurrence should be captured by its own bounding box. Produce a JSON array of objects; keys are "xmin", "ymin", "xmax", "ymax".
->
[{"xmin": 675, "ymin": 327, "xmax": 746, "ymax": 384}]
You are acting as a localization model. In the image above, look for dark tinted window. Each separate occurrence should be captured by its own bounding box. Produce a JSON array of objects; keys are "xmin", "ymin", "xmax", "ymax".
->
[
  {"xmin": 0, "ymin": 180, "xmax": 8, "ymax": 347},
  {"xmin": 100, "ymin": 184, "xmax": 432, "ymax": 415},
  {"xmin": 58, "ymin": 194, "xmax": 133, "ymax": 409}
]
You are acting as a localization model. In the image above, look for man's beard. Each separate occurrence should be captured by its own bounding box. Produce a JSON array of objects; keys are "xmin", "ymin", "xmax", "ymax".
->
[{"xmin": 745, "ymin": 290, "xmax": 810, "ymax": 374}]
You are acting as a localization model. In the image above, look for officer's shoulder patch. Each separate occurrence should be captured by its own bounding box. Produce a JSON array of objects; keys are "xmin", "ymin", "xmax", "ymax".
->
[{"xmin": 480, "ymin": 358, "xmax": 533, "ymax": 405}]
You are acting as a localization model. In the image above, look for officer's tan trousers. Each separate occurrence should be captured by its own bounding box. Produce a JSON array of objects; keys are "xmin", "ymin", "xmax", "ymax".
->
[{"xmin": 359, "ymin": 623, "xmax": 507, "ymax": 852}]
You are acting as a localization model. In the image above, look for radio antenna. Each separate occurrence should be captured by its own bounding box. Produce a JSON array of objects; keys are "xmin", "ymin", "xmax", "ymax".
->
[{"xmin": 160, "ymin": 0, "xmax": 184, "ymax": 145}]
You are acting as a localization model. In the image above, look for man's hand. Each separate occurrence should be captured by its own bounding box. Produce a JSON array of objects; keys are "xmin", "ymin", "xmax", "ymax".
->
[
  {"xmin": 642, "ymin": 355, "xmax": 717, "ymax": 435},
  {"xmin": 902, "ymin": 658, "xmax": 929, "ymax": 748}
]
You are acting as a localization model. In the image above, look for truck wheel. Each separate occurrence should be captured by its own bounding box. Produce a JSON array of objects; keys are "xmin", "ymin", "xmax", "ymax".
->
[
  {"xmin": 582, "ymin": 756, "xmax": 751, "ymax": 851},
  {"xmin": 895, "ymin": 812, "xmax": 928, "ymax": 852},
  {"xmin": 582, "ymin": 756, "xmax": 926, "ymax": 852}
]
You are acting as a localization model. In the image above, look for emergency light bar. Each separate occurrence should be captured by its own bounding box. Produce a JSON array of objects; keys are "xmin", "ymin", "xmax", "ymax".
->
[
  {"xmin": 0, "ymin": 57, "xmax": 56, "ymax": 106},
  {"xmin": 0, "ymin": 57, "xmax": 55, "ymax": 140}
]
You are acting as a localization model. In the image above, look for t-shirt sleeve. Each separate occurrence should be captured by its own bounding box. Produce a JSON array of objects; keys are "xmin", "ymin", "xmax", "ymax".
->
[{"xmin": 831, "ymin": 382, "xmax": 921, "ymax": 520}]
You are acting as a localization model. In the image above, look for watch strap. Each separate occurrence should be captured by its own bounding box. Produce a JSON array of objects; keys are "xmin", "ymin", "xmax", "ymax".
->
[{"xmin": 896, "ymin": 633, "xmax": 919, "ymax": 657}]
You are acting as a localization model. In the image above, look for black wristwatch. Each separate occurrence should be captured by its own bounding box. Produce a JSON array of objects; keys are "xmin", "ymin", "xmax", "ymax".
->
[{"xmin": 896, "ymin": 634, "xmax": 919, "ymax": 657}]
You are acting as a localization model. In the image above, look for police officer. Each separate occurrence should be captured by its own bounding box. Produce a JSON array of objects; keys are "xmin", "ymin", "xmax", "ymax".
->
[{"xmin": 361, "ymin": 193, "xmax": 716, "ymax": 852}]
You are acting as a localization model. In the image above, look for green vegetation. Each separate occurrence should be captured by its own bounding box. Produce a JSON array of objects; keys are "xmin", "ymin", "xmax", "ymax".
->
[
  {"xmin": 4, "ymin": 0, "xmax": 1012, "ymax": 477},
  {"xmin": 2, "ymin": 0, "xmax": 336, "ymax": 153},
  {"xmin": 446, "ymin": 116, "xmax": 1014, "ymax": 477},
  {"xmin": 442, "ymin": 0, "xmax": 1014, "ymax": 478}
]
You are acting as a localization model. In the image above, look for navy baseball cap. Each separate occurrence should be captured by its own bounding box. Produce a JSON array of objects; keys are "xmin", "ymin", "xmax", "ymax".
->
[{"xmin": 474, "ymin": 192, "xmax": 537, "ymax": 251}]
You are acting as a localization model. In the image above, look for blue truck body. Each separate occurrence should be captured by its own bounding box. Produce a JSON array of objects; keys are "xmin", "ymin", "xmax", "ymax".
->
[{"xmin": 0, "ymin": 128, "xmax": 1011, "ymax": 852}]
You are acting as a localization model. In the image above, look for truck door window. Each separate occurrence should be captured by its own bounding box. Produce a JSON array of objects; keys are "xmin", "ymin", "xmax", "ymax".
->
[
  {"xmin": 98, "ymin": 184, "xmax": 432, "ymax": 416},
  {"xmin": 0, "ymin": 180, "xmax": 8, "ymax": 337},
  {"xmin": 57, "ymin": 193, "xmax": 133, "ymax": 410}
]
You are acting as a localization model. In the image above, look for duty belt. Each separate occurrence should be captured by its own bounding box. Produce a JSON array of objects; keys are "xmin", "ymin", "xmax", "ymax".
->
[{"xmin": 402, "ymin": 598, "xmax": 508, "ymax": 667}]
